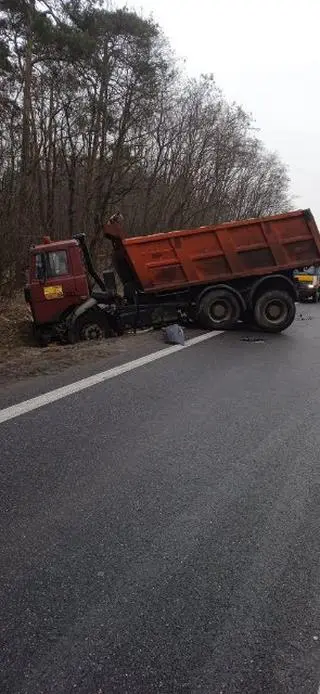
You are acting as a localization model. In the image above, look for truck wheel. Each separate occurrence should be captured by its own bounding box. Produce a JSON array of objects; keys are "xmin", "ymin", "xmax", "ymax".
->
[
  {"xmin": 312, "ymin": 293, "xmax": 318, "ymax": 303},
  {"xmin": 198, "ymin": 289, "xmax": 241, "ymax": 330},
  {"xmin": 253, "ymin": 290, "xmax": 296, "ymax": 332},
  {"xmin": 75, "ymin": 310, "xmax": 108, "ymax": 341}
]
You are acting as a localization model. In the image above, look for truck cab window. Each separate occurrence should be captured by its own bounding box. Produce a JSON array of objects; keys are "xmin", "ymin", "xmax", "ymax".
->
[{"xmin": 46, "ymin": 250, "xmax": 68, "ymax": 278}]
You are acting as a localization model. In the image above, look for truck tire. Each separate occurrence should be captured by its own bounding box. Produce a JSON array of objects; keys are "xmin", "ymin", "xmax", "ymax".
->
[
  {"xmin": 75, "ymin": 309, "xmax": 109, "ymax": 341},
  {"xmin": 198, "ymin": 289, "xmax": 241, "ymax": 330},
  {"xmin": 253, "ymin": 290, "xmax": 296, "ymax": 332}
]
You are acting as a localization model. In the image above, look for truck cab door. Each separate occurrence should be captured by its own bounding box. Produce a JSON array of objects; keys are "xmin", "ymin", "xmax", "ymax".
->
[{"xmin": 30, "ymin": 248, "xmax": 78, "ymax": 325}]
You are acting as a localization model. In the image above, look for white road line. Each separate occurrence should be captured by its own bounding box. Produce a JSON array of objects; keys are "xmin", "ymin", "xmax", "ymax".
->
[{"xmin": 0, "ymin": 330, "xmax": 223, "ymax": 425}]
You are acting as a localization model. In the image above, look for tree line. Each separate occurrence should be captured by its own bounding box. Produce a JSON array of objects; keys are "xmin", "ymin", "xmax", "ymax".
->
[{"xmin": 0, "ymin": 0, "xmax": 291, "ymax": 295}]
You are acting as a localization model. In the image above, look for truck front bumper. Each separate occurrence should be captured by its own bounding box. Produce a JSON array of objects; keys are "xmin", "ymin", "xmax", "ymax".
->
[{"xmin": 298, "ymin": 286, "xmax": 317, "ymax": 301}]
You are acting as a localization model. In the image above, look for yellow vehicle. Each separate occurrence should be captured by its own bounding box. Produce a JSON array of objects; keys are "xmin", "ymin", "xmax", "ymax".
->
[{"xmin": 294, "ymin": 266, "xmax": 320, "ymax": 303}]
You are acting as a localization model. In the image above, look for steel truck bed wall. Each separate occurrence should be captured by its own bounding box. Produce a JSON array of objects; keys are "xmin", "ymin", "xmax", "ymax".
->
[{"xmin": 120, "ymin": 209, "xmax": 320, "ymax": 292}]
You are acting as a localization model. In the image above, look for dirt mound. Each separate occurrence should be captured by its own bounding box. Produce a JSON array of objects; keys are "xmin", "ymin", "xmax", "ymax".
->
[
  {"xmin": 0, "ymin": 295, "xmax": 119, "ymax": 384},
  {"xmin": 0, "ymin": 294, "xmax": 34, "ymax": 361},
  {"xmin": 0, "ymin": 294, "xmax": 159, "ymax": 386}
]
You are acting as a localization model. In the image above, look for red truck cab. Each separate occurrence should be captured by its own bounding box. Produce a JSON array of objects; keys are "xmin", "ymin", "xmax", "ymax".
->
[{"xmin": 25, "ymin": 238, "xmax": 90, "ymax": 327}]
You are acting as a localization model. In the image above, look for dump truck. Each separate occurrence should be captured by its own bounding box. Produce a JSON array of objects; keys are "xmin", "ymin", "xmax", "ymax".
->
[{"xmin": 24, "ymin": 209, "xmax": 320, "ymax": 345}]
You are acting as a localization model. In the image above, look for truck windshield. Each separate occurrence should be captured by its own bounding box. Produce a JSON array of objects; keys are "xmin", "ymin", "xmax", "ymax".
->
[
  {"xmin": 35, "ymin": 250, "xmax": 68, "ymax": 279},
  {"xmin": 46, "ymin": 250, "xmax": 68, "ymax": 277}
]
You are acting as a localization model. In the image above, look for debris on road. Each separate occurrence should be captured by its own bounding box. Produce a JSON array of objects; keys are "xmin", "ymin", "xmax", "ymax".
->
[
  {"xmin": 297, "ymin": 313, "xmax": 313, "ymax": 321},
  {"xmin": 240, "ymin": 337, "xmax": 265, "ymax": 343},
  {"xmin": 163, "ymin": 324, "xmax": 185, "ymax": 346}
]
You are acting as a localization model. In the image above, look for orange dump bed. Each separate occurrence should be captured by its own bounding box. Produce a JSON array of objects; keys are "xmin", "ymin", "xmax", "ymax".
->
[{"xmin": 121, "ymin": 209, "xmax": 320, "ymax": 292}]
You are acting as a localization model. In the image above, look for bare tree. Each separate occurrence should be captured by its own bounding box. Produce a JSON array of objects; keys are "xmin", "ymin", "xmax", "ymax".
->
[{"xmin": 0, "ymin": 2, "xmax": 292, "ymax": 297}]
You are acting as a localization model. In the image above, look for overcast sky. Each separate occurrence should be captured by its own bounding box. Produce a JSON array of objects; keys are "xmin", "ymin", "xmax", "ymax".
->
[{"xmin": 128, "ymin": 0, "xmax": 320, "ymax": 223}]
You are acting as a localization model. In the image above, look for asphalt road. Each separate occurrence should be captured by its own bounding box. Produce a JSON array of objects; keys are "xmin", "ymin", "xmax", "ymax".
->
[{"xmin": 1, "ymin": 305, "xmax": 320, "ymax": 694}]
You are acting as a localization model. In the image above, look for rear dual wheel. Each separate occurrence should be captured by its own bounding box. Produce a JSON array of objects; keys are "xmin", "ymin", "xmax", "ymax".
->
[
  {"xmin": 197, "ymin": 287, "xmax": 296, "ymax": 333},
  {"xmin": 253, "ymin": 290, "xmax": 295, "ymax": 332},
  {"xmin": 198, "ymin": 289, "xmax": 241, "ymax": 330}
]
